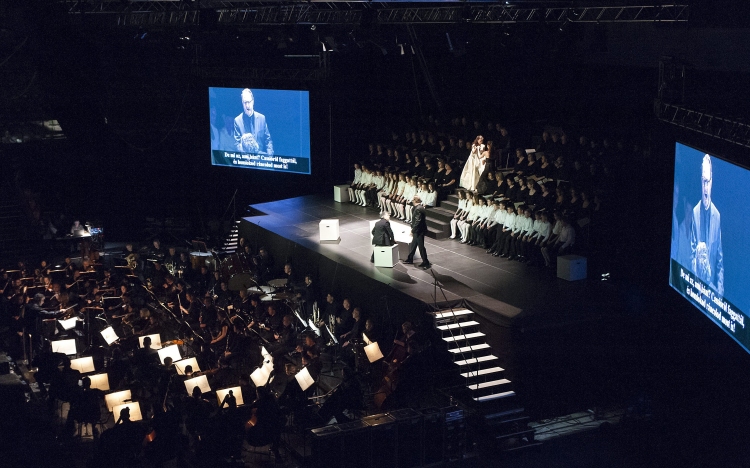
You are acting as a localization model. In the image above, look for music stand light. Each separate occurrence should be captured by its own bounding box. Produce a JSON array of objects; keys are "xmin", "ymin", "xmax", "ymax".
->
[
  {"xmin": 362, "ymin": 333, "xmax": 372, "ymax": 346},
  {"xmin": 157, "ymin": 344, "xmax": 181, "ymax": 364},
  {"xmin": 295, "ymin": 367, "xmax": 315, "ymax": 391},
  {"xmin": 216, "ymin": 387, "xmax": 245, "ymax": 407},
  {"xmin": 105, "ymin": 390, "xmax": 132, "ymax": 412},
  {"xmin": 58, "ymin": 317, "xmax": 79, "ymax": 331},
  {"xmin": 51, "ymin": 339, "xmax": 77, "ymax": 355},
  {"xmin": 364, "ymin": 342, "xmax": 384, "ymax": 363},
  {"xmin": 174, "ymin": 357, "xmax": 200, "ymax": 375},
  {"xmin": 184, "ymin": 375, "xmax": 211, "ymax": 395},
  {"xmin": 100, "ymin": 326, "xmax": 119, "ymax": 346},
  {"xmin": 88, "ymin": 373, "xmax": 110, "ymax": 391},
  {"xmin": 70, "ymin": 356, "xmax": 95, "ymax": 373},
  {"xmin": 261, "ymin": 346, "xmax": 270, "ymax": 358},
  {"xmin": 138, "ymin": 334, "xmax": 162, "ymax": 349},
  {"xmin": 113, "ymin": 402, "xmax": 143, "ymax": 422}
]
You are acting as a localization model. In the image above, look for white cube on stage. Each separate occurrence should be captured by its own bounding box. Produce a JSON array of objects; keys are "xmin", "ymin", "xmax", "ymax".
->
[
  {"xmin": 319, "ymin": 219, "xmax": 340, "ymax": 241},
  {"xmin": 557, "ymin": 255, "xmax": 587, "ymax": 281},
  {"xmin": 373, "ymin": 245, "xmax": 399, "ymax": 268},
  {"xmin": 333, "ymin": 185, "xmax": 350, "ymax": 203}
]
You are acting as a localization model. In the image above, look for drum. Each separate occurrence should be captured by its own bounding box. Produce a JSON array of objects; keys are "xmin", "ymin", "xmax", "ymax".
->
[
  {"xmin": 190, "ymin": 252, "xmax": 214, "ymax": 271},
  {"xmin": 220, "ymin": 253, "xmax": 244, "ymax": 279},
  {"xmin": 267, "ymin": 278, "xmax": 288, "ymax": 289}
]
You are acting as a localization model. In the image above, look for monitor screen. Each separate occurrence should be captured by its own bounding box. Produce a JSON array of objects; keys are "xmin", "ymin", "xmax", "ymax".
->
[
  {"xmin": 209, "ymin": 87, "xmax": 311, "ymax": 174},
  {"xmin": 670, "ymin": 142, "xmax": 750, "ymax": 352}
]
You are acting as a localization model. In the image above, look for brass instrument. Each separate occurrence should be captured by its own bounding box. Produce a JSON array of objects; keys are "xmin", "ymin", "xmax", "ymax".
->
[{"xmin": 125, "ymin": 253, "xmax": 139, "ymax": 270}]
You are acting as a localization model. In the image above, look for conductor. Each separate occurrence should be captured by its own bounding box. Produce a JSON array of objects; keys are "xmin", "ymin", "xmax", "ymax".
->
[
  {"xmin": 371, "ymin": 212, "xmax": 395, "ymax": 263},
  {"xmin": 402, "ymin": 196, "xmax": 431, "ymax": 269}
]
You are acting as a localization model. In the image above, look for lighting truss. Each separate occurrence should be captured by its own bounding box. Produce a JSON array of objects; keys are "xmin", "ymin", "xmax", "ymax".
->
[
  {"xmin": 656, "ymin": 101, "xmax": 750, "ymax": 150},
  {"xmin": 64, "ymin": 2, "xmax": 689, "ymax": 26},
  {"xmin": 194, "ymin": 65, "xmax": 328, "ymax": 81}
]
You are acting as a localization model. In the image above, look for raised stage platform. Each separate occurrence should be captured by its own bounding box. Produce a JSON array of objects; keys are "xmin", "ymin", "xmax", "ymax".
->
[{"xmin": 239, "ymin": 194, "xmax": 602, "ymax": 324}]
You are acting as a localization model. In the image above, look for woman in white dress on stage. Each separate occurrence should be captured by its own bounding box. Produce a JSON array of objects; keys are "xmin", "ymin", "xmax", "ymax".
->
[{"xmin": 460, "ymin": 135, "xmax": 485, "ymax": 191}]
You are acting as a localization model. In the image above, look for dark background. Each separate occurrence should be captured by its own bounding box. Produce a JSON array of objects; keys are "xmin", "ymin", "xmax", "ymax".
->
[{"xmin": 4, "ymin": 0, "xmax": 750, "ymax": 462}]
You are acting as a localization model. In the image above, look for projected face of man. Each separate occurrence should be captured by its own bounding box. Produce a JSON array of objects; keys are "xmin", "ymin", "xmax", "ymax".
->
[
  {"xmin": 701, "ymin": 156, "xmax": 712, "ymax": 210},
  {"xmin": 241, "ymin": 90, "xmax": 255, "ymax": 117}
]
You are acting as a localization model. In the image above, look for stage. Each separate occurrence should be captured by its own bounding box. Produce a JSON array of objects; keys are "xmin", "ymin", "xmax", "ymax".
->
[
  {"xmin": 237, "ymin": 194, "xmax": 636, "ymax": 420},
  {"xmin": 238, "ymin": 194, "xmax": 605, "ymax": 325}
]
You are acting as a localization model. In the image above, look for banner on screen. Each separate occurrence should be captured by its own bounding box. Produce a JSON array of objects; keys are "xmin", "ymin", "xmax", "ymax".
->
[
  {"xmin": 209, "ymin": 87, "xmax": 311, "ymax": 174},
  {"xmin": 669, "ymin": 142, "xmax": 750, "ymax": 353}
]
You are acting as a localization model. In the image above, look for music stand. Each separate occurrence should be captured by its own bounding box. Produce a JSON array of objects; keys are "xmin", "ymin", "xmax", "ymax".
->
[
  {"xmin": 100, "ymin": 326, "xmax": 119, "ymax": 346},
  {"xmin": 183, "ymin": 375, "xmax": 211, "ymax": 395},
  {"xmin": 295, "ymin": 367, "xmax": 315, "ymax": 391},
  {"xmin": 216, "ymin": 387, "xmax": 245, "ymax": 407},
  {"xmin": 138, "ymin": 334, "xmax": 162, "ymax": 349},
  {"xmin": 51, "ymin": 339, "xmax": 77, "ymax": 355},
  {"xmin": 88, "ymin": 373, "xmax": 110, "ymax": 391},
  {"xmin": 70, "ymin": 356, "xmax": 95, "ymax": 373},
  {"xmin": 58, "ymin": 317, "xmax": 79, "ymax": 331},
  {"xmin": 113, "ymin": 402, "xmax": 143, "ymax": 422},
  {"xmin": 174, "ymin": 357, "xmax": 200, "ymax": 375},
  {"xmin": 250, "ymin": 366, "xmax": 271, "ymax": 387},
  {"xmin": 364, "ymin": 342, "xmax": 384, "ymax": 363},
  {"xmin": 105, "ymin": 390, "xmax": 132, "ymax": 412},
  {"xmin": 157, "ymin": 345, "xmax": 182, "ymax": 364}
]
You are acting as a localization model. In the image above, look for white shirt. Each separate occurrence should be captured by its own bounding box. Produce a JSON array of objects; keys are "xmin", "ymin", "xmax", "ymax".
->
[
  {"xmin": 402, "ymin": 184, "xmax": 417, "ymax": 201},
  {"xmin": 514, "ymin": 214, "xmax": 532, "ymax": 235},
  {"xmin": 352, "ymin": 168, "xmax": 362, "ymax": 185},
  {"xmin": 536, "ymin": 220, "xmax": 552, "ymax": 242},
  {"xmin": 529, "ymin": 219, "xmax": 541, "ymax": 238},
  {"xmin": 493, "ymin": 209, "xmax": 507, "ymax": 226},
  {"xmin": 558, "ymin": 224, "xmax": 576, "ymax": 249},
  {"xmin": 457, "ymin": 198, "xmax": 467, "ymax": 212},
  {"xmin": 423, "ymin": 191, "xmax": 437, "ymax": 207},
  {"xmin": 396, "ymin": 180, "xmax": 406, "ymax": 196},
  {"xmin": 503, "ymin": 212, "xmax": 517, "ymax": 231}
]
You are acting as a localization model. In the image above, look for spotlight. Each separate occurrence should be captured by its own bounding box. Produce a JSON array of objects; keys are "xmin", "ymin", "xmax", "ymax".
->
[{"xmin": 310, "ymin": 24, "xmax": 316, "ymax": 31}]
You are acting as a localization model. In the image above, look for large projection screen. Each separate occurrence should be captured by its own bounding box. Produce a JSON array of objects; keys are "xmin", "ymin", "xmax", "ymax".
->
[
  {"xmin": 670, "ymin": 142, "xmax": 750, "ymax": 353},
  {"xmin": 209, "ymin": 87, "xmax": 311, "ymax": 174}
]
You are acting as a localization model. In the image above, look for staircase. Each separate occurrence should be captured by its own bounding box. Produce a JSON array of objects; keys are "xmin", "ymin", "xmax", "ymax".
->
[
  {"xmin": 424, "ymin": 192, "xmax": 460, "ymax": 240},
  {"xmin": 220, "ymin": 219, "xmax": 241, "ymax": 254},
  {"xmin": 433, "ymin": 307, "xmax": 540, "ymax": 453}
]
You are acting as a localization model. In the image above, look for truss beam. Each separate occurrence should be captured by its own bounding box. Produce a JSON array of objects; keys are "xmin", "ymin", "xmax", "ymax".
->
[
  {"xmin": 64, "ymin": 2, "xmax": 689, "ymax": 26},
  {"xmin": 656, "ymin": 101, "xmax": 750, "ymax": 150}
]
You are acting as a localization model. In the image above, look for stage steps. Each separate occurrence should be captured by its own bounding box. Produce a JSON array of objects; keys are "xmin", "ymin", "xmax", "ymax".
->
[
  {"xmin": 220, "ymin": 219, "xmax": 242, "ymax": 254},
  {"xmin": 431, "ymin": 306, "xmax": 537, "ymax": 453}
]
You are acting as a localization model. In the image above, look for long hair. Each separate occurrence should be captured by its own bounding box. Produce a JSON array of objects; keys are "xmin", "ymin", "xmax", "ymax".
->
[{"xmin": 472, "ymin": 135, "xmax": 484, "ymax": 146}]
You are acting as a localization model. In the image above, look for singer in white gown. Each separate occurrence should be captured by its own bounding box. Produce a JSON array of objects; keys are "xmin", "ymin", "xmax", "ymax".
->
[{"xmin": 460, "ymin": 136, "xmax": 485, "ymax": 191}]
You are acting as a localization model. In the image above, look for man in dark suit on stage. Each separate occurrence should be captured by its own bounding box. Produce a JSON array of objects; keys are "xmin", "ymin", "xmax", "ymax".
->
[
  {"xmin": 402, "ymin": 196, "xmax": 431, "ymax": 269},
  {"xmin": 371, "ymin": 212, "xmax": 395, "ymax": 263},
  {"xmin": 233, "ymin": 88, "xmax": 274, "ymax": 155}
]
